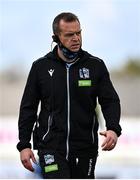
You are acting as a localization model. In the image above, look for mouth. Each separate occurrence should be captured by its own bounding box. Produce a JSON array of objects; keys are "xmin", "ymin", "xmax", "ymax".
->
[{"xmin": 71, "ymin": 44, "xmax": 80, "ymax": 49}]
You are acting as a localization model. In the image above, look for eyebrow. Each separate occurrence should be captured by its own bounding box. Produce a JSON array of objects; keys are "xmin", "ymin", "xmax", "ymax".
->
[{"xmin": 64, "ymin": 29, "xmax": 82, "ymax": 35}]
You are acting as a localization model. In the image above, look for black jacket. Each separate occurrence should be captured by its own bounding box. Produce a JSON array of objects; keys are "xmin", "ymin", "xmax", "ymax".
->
[{"xmin": 17, "ymin": 47, "xmax": 121, "ymax": 158}]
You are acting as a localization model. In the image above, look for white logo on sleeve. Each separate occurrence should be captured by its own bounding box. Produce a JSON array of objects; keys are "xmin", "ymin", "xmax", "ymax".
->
[
  {"xmin": 88, "ymin": 158, "xmax": 93, "ymax": 176},
  {"xmin": 48, "ymin": 69, "xmax": 54, "ymax": 76}
]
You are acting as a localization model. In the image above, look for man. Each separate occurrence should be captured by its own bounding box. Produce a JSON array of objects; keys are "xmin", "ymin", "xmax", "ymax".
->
[{"xmin": 17, "ymin": 12, "xmax": 122, "ymax": 178}]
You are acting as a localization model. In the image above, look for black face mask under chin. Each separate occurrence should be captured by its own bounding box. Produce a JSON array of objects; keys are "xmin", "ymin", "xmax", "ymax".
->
[{"xmin": 58, "ymin": 42, "xmax": 80, "ymax": 61}]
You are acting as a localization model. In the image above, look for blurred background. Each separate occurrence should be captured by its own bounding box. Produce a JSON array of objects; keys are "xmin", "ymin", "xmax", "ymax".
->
[{"xmin": 0, "ymin": 0, "xmax": 140, "ymax": 178}]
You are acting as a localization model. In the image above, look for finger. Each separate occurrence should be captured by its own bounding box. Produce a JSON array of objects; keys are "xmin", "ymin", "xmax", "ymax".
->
[
  {"xmin": 31, "ymin": 153, "xmax": 37, "ymax": 164},
  {"xmin": 101, "ymin": 137, "xmax": 115, "ymax": 150},
  {"xmin": 101, "ymin": 136, "xmax": 111, "ymax": 148},
  {"xmin": 106, "ymin": 139, "xmax": 114, "ymax": 148},
  {"xmin": 102, "ymin": 141, "xmax": 116, "ymax": 151},
  {"xmin": 26, "ymin": 161, "xmax": 34, "ymax": 172},
  {"xmin": 22, "ymin": 160, "xmax": 34, "ymax": 172},
  {"xmin": 101, "ymin": 139, "xmax": 107, "ymax": 148},
  {"xmin": 99, "ymin": 131, "xmax": 107, "ymax": 137},
  {"xmin": 106, "ymin": 143, "xmax": 116, "ymax": 151},
  {"xmin": 100, "ymin": 131, "xmax": 108, "ymax": 147},
  {"xmin": 101, "ymin": 142, "xmax": 110, "ymax": 151}
]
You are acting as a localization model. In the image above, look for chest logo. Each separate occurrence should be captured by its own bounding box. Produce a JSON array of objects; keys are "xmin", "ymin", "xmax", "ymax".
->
[
  {"xmin": 79, "ymin": 68, "xmax": 89, "ymax": 79},
  {"xmin": 48, "ymin": 69, "xmax": 54, "ymax": 77},
  {"xmin": 44, "ymin": 154, "xmax": 55, "ymax": 165}
]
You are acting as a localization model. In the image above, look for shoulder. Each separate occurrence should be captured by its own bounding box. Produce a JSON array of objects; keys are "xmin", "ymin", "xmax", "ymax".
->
[
  {"xmin": 82, "ymin": 50, "xmax": 109, "ymax": 75},
  {"xmin": 82, "ymin": 50, "xmax": 105, "ymax": 65},
  {"xmin": 33, "ymin": 55, "xmax": 49, "ymax": 65},
  {"xmin": 89, "ymin": 55, "xmax": 102, "ymax": 63},
  {"xmin": 32, "ymin": 51, "xmax": 53, "ymax": 68}
]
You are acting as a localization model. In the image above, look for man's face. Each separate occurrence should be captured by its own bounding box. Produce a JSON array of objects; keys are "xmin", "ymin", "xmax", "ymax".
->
[{"xmin": 58, "ymin": 19, "xmax": 82, "ymax": 52}]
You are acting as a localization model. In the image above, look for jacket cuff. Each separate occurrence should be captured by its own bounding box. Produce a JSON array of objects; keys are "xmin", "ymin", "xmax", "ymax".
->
[
  {"xmin": 107, "ymin": 126, "xmax": 122, "ymax": 137},
  {"xmin": 16, "ymin": 141, "xmax": 32, "ymax": 152}
]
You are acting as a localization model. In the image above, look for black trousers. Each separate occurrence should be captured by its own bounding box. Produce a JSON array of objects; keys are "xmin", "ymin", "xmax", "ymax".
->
[{"xmin": 38, "ymin": 150, "xmax": 98, "ymax": 179}]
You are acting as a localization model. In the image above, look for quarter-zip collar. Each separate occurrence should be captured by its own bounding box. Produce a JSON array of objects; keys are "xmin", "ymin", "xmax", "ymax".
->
[{"xmin": 45, "ymin": 45, "xmax": 89, "ymax": 65}]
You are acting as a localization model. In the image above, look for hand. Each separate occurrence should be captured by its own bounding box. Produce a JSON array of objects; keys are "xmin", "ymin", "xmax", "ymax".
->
[
  {"xmin": 99, "ymin": 130, "xmax": 118, "ymax": 151},
  {"xmin": 20, "ymin": 148, "xmax": 36, "ymax": 172}
]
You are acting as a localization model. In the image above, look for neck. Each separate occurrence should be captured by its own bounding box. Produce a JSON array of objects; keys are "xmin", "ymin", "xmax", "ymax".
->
[{"xmin": 57, "ymin": 45, "xmax": 79, "ymax": 63}]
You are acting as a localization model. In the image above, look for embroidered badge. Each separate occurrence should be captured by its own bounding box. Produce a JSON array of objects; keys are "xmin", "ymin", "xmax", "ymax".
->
[
  {"xmin": 44, "ymin": 164, "xmax": 58, "ymax": 173},
  {"xmin": 44, "ymin": 154, "xmax": 54, "ymax": 165},
  {"xmin": 78, "ymin": 80, "xmax": 91, "ymax": 87},
  {"xmin": 79, "ymin": 68, "xmax": 89, "ymax": 79}
]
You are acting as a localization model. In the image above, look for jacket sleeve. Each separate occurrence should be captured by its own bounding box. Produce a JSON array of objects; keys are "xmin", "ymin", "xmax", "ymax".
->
[
  {"xmin": 98, "ymin": 61, "xmax": 122, "ymax": 136},
  {"xmin": 17, "ymin": 62, "xmax": 40, "ymax": 151}
]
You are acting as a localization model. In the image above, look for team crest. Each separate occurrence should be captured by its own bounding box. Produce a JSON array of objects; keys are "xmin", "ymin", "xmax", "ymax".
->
[
  {"xmin": 44, "ymin": 154, "xmax": 55, "ymax": 165},
  {"xmin": 79, "ymin": 68, "xmax": 89, "ymax": 79}
]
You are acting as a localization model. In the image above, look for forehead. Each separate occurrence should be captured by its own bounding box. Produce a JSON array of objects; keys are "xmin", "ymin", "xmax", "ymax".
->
[{"xmin": 59, "ymin": 20, "xmax": 81, "ymax": 33}]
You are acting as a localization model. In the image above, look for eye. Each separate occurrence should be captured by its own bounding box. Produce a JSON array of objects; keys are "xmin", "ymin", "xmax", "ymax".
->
[
  {"xmin": 65, "ymin": 33, "xmax": 74, "ymax": 37},
  {"xmin": 64, "ymin": 30, "xmax": 82, "ymax": 38},
  {"xmin": 76, "ymin": 30, "xmax": 81, "ymax": 36}
]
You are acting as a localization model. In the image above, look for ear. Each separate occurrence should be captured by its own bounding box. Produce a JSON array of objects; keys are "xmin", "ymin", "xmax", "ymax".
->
[{"xmin": 52, "ymin": 35, "xmax": 59, "ymax": 43}]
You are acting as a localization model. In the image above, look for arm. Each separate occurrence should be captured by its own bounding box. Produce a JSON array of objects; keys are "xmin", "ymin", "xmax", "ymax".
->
[
  {"xmin": 17, "ymin": 62, "xmax": 40, "ymax": 170},
  {"xmin": 98, "ymin": 61, "xmax": 122, "ymax": 150}
]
